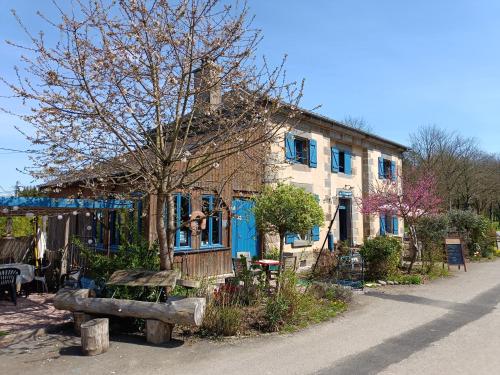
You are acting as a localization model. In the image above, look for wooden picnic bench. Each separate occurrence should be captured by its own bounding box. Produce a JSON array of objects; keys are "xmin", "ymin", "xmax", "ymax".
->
[{"xmin": 53, "ymin": 269, "xmax": 205, "ymax": 344}]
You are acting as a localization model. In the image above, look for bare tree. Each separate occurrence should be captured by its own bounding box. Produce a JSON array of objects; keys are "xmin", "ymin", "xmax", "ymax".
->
[
  {"xmin": 407, "ymin": 125, "xmax": 499, "ymax": 219},
  {"xmin": 1, "ymin": 0, "xmax": 302, "ymax": 270},
  {"xmin": 343, "ymin": 115, "xmax": 373, "ymax": 133}
]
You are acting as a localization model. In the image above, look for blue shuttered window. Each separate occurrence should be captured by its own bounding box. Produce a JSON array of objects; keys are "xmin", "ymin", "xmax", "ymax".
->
[
  {"xmin": 285, "ymin": 233, "xmax": 298, "ymax": 244},
  {"xmin": 379, "ymin": 214, "xmax": 386, "ymax": 235},
  {"xmin": 331, "ymin": 147, "xmax": 339, "ymax": 173},
  {"xmin": 285, "ymin": 133, "xmax": 295, "ymax": 161},
  {"xmin": 392, "ymin": 216, "xmax": 399, "ymax": 235},
  {"xmin": 311, "ymin": 226, "xmax": 320, "ymax": 241},
  {"xmin": 344, "ymin": 150, "xmax": 352, "ymax": 175},
  {"xmin": 309, "ymin": 139, "xmax": 317, "ymax": 168},
  {"xmin": 391, "ymin": 161, "xmax": 397, "ymax": 181},
  {"xmin": 312, "ymin": 194, "xmax": 320, "ymax": 241},
  {"xmin": 331, "ymin": 147, "xmax": 352, "ymax": 175},
  {"xmin": 378, "ymin": 157, "xmax": 385, "ymax": 179}
]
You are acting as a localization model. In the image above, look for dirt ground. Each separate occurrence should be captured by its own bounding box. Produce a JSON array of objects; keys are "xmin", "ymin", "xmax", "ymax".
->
[{"xmin": 0, "ymin": 293, "xmax": 71, "ymax": 338}]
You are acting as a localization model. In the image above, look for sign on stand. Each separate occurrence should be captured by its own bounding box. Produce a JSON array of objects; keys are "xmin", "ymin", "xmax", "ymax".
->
[{"xmin": 445, "ymin": 238, "xmax": 467, "ymax": 272}]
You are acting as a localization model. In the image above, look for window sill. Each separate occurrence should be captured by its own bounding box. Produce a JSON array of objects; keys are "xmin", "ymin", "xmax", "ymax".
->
[
  {"xmin": 174, "ymin": 247, "xmax": 230, "ymax": 255},
  {"xmin": 200, "ymin": 244, "xmax": 224, "ymax": 249}
]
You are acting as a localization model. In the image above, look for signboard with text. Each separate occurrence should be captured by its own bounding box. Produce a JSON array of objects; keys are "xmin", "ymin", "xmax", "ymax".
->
[{"xmin": 445, "ymin": 238, "xmax": 467, "ymax": 272}]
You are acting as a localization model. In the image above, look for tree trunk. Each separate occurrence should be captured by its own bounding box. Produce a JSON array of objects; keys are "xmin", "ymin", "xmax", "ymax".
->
[
  {"xmin": 81, "ymin": 318, "xmax": 109, "ymax": 356},
  {"xmin": 166, "ymin": 193, "xmax": 175, "ymax": 269},
  {"xmin": 146, "ymin": 320, "xmax": 173, "ymax": 344},
  {"xmin": 54, "ymin": 293, "xmax": 206, "ymax": 326},
  {"xmin": 156, "ymin": 192, "xmax": 172, "ymax": 270},
  {"xmin": 407, "ymin": 225, "xmax": 419, "ymax": 273}
]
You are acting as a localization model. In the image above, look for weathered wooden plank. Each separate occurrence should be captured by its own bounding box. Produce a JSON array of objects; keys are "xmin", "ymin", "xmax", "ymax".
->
[{"xmin": 107, "ymin": 269, "xmax": 180, "ymax": 288}]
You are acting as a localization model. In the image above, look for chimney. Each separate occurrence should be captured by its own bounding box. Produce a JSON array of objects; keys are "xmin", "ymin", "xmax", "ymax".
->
[{"xmin": 193, "ymin": 60, "xmax": 222, "ymax": 112}]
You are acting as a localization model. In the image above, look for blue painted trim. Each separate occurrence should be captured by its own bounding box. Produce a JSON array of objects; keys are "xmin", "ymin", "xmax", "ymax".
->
[
  {"xmin": 0, "ymin": 196, "xmax": 134, "ymax": 210},
  {"xmin": 200, "ymin": 195, "xmax": 222, "ymax": 248},
  {"xmin": 172, "ymin": 193, "xmax": 192, "ymax": 250}
]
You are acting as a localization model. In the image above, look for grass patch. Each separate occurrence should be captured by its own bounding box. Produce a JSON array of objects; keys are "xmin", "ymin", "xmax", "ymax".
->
[
  {"xmin": 282, "ymin": 296, "xmax": 346, "ymax": 333},
  {"xmin": 392, "ymin": 274, "xmax": 423, "ymax": 285}
]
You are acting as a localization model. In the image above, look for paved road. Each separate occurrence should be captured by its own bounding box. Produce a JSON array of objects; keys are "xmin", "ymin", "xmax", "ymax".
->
[{"xmin": 2, "ymin": 260, "xmax": 500, "ymax": 375}]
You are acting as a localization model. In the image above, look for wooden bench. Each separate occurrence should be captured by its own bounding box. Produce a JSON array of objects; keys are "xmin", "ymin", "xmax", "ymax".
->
[{"xmin": 54, "ymin": 269, "xmax": 206, "ymax": 344}]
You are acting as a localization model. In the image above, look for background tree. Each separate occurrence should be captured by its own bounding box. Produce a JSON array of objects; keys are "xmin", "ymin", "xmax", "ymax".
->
[
  {"xmin": 358, "ymin": 169, "xmax": 442, "ymax": 272},
  {"xmin": 343, "ymin": 115, "xmax": 373, "ymax": 133},
  {"xmin": 253, "ymin": 184, "xmax": 324, "ymax": 272},
  {"xmin": 2, "ymin": 0, "xmax": 303, "ymax": 270},
  {"xmin": 406, "ymin": 125, "xmax": 500, "ymax": 220}
]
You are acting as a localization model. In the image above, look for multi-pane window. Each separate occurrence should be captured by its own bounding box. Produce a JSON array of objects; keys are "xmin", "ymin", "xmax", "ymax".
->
[
  {"xmin": 173, "ymin": 194, "xmax": 191, "ymax": 248},
  {"xmin": 380, "ymin": 214, "xmax": 399, "ymax": 235},
  {"xmin": 285, "ymin": 133, "xmax": 317, "ymax": 168},
  {"xmin": 378, "ymin": 157, "xmax": 396, "ymax": 181},
  {"xmin": 331, "ymin": 147, "xmax": 352, "ymax": 175},
  {"xmin": 294, "ymin": 137, "xmax": 309, "ymax": 165},
  {"xmin": 201, "ymin": 195, "xmax": 222, "ymax": 247}
]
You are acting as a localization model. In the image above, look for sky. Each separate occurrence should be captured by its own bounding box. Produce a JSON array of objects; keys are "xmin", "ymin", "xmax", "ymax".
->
[{"xmin": 1, "ymin": 0, "xmax": 499, "ymax": 192}]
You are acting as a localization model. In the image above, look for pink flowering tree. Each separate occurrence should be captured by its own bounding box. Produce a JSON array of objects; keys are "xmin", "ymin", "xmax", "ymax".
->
[{"xmin": 358, "ymin": 169, "xmax": 442, "ymax": 272}]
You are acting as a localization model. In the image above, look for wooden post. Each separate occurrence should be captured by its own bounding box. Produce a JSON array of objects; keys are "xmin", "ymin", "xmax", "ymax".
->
[
  {"xmin": 61, "ymin": 215, "xmax": 70, "ymax": 277},
  {"xmin": 146, "ymin": 320, "xmax": 173, "ymax": 344},
  {"xmin": 73, "ymin": 312, "xmax": 91, "ymax": 336},
  {"xmin": 81, "ymin": 318, "xmax": 109, "ymax": 356}
]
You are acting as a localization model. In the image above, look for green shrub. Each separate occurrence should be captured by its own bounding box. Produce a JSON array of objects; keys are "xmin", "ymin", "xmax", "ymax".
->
[
  {"xmin": 265, "ymin": 246, "xmax": 280, "ymax": 261},
  {"xmin": 447, "ymin": 210, "xmax": 496, "ymax": 258},
  {"xmin": 359, "ymin": 236, "xmax": 402, "ymax": 280},
  {"xmin": 324, "ymin": 284, "xmax": 353, "ymax": 304},
  {"xmin": 201, "ymin": 303, "xmax": 243, "ymax": 336},
  {"xmin": 78, "ymin": 239, "xmax": 161, "ymax": 301},
  {"xmin": 264, "ymin": 295, "xmax": 290, "ymax": 332},
  {"xmin": 394, "ymin": 274, "xmax": 422, "ymax": 285}
]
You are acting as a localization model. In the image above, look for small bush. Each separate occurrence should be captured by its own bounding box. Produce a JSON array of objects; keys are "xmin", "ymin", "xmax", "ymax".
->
[
  {"xmin": 324, "ymin": 284, "xmax": 353, "ymax": 304},
  {"xmin": 265, "ymin": 246, "xmax": 280, "ymax": 261},
  {"xmin": 359, "ymin": 236, "xmax": 402, "ymax": 280},
  {"xmin": 264, "ymin": 295, "xmax": 290, "ymax": 332},
  {"xmin": 394, "ymin": 274, "xmax": 422, "ymax": 285},
  {"xmin": 201, "ymin": 303, "xmax": 243, "ymax": 336}
]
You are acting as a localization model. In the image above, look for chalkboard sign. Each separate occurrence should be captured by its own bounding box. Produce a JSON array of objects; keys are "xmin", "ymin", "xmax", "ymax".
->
[{"xmin": 445, "ymin": 238, "xmax": 467, "ymax": 271}]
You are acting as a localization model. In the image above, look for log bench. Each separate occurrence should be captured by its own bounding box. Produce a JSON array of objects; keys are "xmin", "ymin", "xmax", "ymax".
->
[{"xmin": 54, "ymin": 287, "xmax": 206, "ymax": 345}]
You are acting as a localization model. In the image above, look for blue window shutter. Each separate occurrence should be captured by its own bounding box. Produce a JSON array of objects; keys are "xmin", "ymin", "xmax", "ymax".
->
[
  {"xmin": 392, "ymin": 216, "xmax": 399, "ymax": 235},
  {"xmin": 331, "ymin": 147, "xmax": 339, "ymax": 173},
  {"xmin": 285, "ymin": 133, "xmax": 295, "ymax": 161},
  {"xmin": 378, "ymin": 157, "xmax": 384, "ymax": 179},
  {"xmin": 285, "ymin": 233, "xmax": 297, "ymax": 244},
  {"xmin": 327, "ymin": 232, "xmax": 334, "ymax": 251},
  {"xmin": 391, "ymin": 161, "xmax": 397, "ymax": 181},
  {"xmin": 309, "ymin": 139, "xmax": 317, "ymax": 168},
  {"xmin": 344, "ymin": 150, "xmax": 352, "ymax": 175},
  {"xmin": 379, "ymin": 214, "xmax": 386, "ymax": 235},
  {"xmin": 312, "ymin": 225, "xmax": 320, "ymax": 241}
]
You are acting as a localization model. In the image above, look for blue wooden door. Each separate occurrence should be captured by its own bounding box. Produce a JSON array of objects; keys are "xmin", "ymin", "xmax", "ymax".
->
[{"xmin": 231, "ymin": 199, "xmax": 258, "ymax": 258}]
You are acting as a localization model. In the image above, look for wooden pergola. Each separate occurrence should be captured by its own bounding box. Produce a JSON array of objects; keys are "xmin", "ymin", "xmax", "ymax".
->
[
  {"xmin": 0, "ymin": 196, "xmax": 136, "ymax": 268},
  {"xmin": 0, "ymin": 196, "xmax": 134, "ymax": 217}
]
